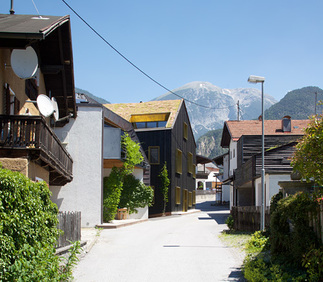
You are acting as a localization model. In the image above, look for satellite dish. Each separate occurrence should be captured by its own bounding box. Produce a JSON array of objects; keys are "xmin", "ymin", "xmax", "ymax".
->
[
  {"xmin": 51, "ymin": 97, "xmax": 59, "ymax": 121},
  {"xmin": 10, "ymin": 46, "xmax": 38, "ymax": 79},
  {"xmin": 36, "ymin": 94, "xmax": 54, "ymax": 117}
]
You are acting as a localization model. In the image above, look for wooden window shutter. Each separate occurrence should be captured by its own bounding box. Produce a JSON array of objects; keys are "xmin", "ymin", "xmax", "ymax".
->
[
  {"xmin": 14, "ymin": 97, "xmax": 20, "ymax": 114},
  {"xmin": 4, "ymin": 84, "xmax": 10, "ymax": 115}
]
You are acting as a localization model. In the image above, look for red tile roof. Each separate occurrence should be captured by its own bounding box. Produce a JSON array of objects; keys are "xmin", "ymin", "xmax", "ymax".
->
[
  {"xmin": 221, "ymin": 119, "xmax": 310, "ymax": 147},
  {"xmin": 226, "ymin": 119, "xmax": 309, "ymax": 141}
]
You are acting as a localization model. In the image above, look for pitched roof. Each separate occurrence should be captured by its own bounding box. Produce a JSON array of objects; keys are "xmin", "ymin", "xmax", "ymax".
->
[
  {"xmin": 221, "ymin": 119, "xmax": 310, "ymax": 147},
  {"xmin": 0, "ymin": 14, "xmax": 76, "ymax": 121},
  {"xmin": 0, "ymin": 14, "xmax": 69, "ymax": 42},
  {"xmin": 104, "ymin": 100, "xmax": 183, "ymax": 128}
]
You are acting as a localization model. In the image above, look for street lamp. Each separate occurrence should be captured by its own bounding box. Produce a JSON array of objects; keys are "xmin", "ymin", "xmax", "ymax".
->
[{"xmin": 248, "ymin": 75, "xmax": 265, "ymax": 231}]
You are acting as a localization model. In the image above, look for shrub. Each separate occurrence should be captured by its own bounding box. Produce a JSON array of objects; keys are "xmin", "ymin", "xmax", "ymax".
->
[
  {"xmin": 246, "ymin": 231, "xmax": 269, "ymax": 252},
  {"xmin": 103, "ymin": 167, "xmax": 123, "ymax": 222},
  {"xmin": 118, "ymin": 174, "xmax": 153, "ymax": 214},
  {"xmin": 225, "ymin": 214, "xmax": 234, "ymax": 231},
  {"xmin": 270, "ymin": 192, "xmax": 319, "ymax": 265},
  {"xmin": 0, "ymin": 167, "xmax": 69, "ymax": 281},
  {"xmin": 302, "ymin": 245, "xmax": 323, "ymax": 281}
]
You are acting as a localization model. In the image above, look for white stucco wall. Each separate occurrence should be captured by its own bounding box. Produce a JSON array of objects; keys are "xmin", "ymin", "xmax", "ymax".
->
[
  {"xmin": 223, "ymin": 154, "xmax": 229, "ymax": 180},
  {"xmin": 51, "ymin": 106, "xmax": 103, "ymax": 227},
  {"xmin": 255, "ymin": 174, "xmax": 291, "ymax": 207},
  {"xmin": 222, "ymin": 184, "xmax": 230, "ymax": 202},
  {"xmin": 229, "ymin": 141, "xmax": 237, "ymax": 177}
]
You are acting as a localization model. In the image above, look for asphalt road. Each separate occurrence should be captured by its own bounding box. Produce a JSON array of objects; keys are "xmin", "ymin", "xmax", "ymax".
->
[{"xmin": 73, "ymin": 201, "xmax": 245, "ymax": 282}]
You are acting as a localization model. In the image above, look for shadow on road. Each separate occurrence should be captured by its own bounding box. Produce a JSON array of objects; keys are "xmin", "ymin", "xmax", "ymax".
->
[{"xmin": 196, "ymin": 201, "xmax": 230, "ymax": 224}]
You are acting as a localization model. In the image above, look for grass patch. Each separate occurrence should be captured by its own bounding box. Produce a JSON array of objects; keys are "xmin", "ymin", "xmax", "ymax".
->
[{"xmin": 219, "ymin": 230, "xmax": 252, "ymax": 251}]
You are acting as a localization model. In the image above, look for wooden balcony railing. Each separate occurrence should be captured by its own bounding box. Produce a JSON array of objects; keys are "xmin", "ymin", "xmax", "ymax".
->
[{"xmin": 0, "ymin": 115, "xmax": 73, "ymax": 185}]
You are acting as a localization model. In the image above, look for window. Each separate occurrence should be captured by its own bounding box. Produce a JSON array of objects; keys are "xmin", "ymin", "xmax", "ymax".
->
[
  {"xmin": 175, "ymin": 186, "xmax": 181, "ymax": 205},
  {"xmin": 187, "ymin": 152, "xmax": 193, "ymax": 174},
  {"xmin": 192, "ymin": 164, "xmax": 196, "ymax": 179},
  {"xmin": 192, "ymin": 190, "xmax": 196, "ymax": 205},
  {"xmin": 233, "ymin": 149, "xmax": 235, "ymax": 158},
  {"xmin": 4, "ymin": 84, "xmax": 20, "ymax": 115},
  {"xmin": 188, "ymin": 192, "xmax": 193, "ymax": 207},
  {"xmin": 148, "ymin": 146, "xmax": 160, "ymax": 165},
  {"xmin": 176, "ymin": 149, "xmax": 182, "ymax": 174},
  {"xmin": 131, "ymin": 113, "xmax": 170, "ymax": 129},
  {"xmin": 183, "ymin": 122, "xmax": 188, "ymax": 140}
]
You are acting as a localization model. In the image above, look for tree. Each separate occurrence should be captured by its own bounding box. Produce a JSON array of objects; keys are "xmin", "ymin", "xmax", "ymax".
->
[
  {"xmin": 118, "ymin": 174, "xmax": 153, "ymax": 214},
  {"xmin": 292, "ymin": 112, "xmax": 323, "ymax": 186},
  {"xmin": 159, "ymin": 162, "xmax": 170, "ymax": 215},
  {"xmin": 103, "ymin": 132, "xmax": 145, "ymax": 221}
]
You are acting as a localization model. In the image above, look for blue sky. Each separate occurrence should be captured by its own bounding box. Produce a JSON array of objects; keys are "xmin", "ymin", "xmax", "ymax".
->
[{"xmin": 2, "ymin": 0, "xmax": 323, "ymax": 104}]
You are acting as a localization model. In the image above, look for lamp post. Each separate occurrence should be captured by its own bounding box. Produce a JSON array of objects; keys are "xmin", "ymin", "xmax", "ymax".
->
[{"xmin": 248, "ymin": 75, "xmax": 265, "ymax": 231}]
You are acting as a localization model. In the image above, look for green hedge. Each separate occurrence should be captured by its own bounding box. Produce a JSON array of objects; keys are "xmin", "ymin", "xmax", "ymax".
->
[{"xmin": 0, "ymin": 167, "xmax": 62, "ymax": 281}]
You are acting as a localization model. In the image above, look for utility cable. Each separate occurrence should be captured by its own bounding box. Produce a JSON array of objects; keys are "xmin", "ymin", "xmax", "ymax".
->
[{"xmin": 61, "ymin": 0, "xmax": 235, "ymax": 110}]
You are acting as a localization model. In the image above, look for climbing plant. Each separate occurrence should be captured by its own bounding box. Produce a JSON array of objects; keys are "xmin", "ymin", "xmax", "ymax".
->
[
  {"xmin": 119, "ymin": 174, "xmax": 153, "ymax": 214},
  {"xmin": 103, "ymin": 132, "xmax": 146, "ymax": 221},
  {"xmin": 159, "ymin": 162, "xmax": 170, "ymax": 215}
]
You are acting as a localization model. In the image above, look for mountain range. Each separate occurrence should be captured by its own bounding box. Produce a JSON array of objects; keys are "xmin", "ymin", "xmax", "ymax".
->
[
  {"xmin": 76, "ymin": 83, "xmax": 322, "ymax": 160},
  {"xmin": 152, "ymin": 81, "xmax": 277, "ymax": 139}
]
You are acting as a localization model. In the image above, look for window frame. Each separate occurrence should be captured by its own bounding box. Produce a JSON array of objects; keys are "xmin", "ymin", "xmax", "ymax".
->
[
  {"xmin": 176, "ymin": 149, "xmax": 183, "ymax": 174},
  {"xmin": 148, "ymin": 146, "xmax": 160, "ymax": 165},
  {"xmin": 175, "ymin": 186, "xmax": 181, "ymax": 205},
  {"xmin": 183, "ymin": 122, "xmax": 188, "ymax": 140}
]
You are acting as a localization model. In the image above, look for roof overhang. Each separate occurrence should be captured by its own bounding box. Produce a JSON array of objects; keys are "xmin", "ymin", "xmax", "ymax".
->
[{"xmin": 0, "ymin": 14, "xmax": 77, "ymax": 123}]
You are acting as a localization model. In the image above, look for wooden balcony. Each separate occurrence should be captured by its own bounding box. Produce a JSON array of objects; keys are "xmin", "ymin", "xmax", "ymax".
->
[{"xmin": 0, "ymin": 115, "xmax": 73, "ymax": 185}]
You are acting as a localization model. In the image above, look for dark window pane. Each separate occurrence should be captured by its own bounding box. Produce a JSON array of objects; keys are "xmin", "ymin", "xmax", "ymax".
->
[
  {"xmin": 135, "ymin": 122, "xmax": 146, "ymax": 128},
  {"xmin": 147, "ymin": 122, "xmax": 157, "ymax": 128},
  {"xmin": 157, "ymin": 121, "xmax": 167, "ymax": 127}
]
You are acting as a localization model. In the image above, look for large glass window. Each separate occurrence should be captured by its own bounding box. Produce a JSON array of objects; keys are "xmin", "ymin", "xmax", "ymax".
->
[{"xmin": 149, "ymin": 146, "xmax": 160, "ymax": 165}]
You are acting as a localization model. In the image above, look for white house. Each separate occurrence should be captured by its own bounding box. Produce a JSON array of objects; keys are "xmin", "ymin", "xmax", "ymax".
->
[{"xmin": 51, "ymin": 94, "xmax": 149, "ymax": 227}]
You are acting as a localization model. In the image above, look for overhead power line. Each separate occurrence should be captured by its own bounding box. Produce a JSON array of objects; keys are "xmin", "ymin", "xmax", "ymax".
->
[{"xmin": 61, "ymin": 0, "xmax": 235, "ymax": 110}]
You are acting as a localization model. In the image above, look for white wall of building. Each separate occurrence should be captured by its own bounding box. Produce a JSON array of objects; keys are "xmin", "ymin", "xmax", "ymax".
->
[
  {"xmin": 255, "ymin": 174, "xmax": 291, "ymax": 207},
  {"xmin": 51, "ymin": 106, "xmax": 103, "ymax": 227},
  {"xmin": 229, "ymin": 141, "xmax": 237, "ymax": 177}
]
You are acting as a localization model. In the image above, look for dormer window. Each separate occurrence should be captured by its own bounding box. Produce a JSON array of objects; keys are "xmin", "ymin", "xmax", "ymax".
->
[{"xmin": 131, "ymin": 113, "xmax": 170, "ymax": 129}]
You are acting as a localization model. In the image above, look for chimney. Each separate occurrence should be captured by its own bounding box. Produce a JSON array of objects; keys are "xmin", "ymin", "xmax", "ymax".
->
[
  {"xmin": 282, "ymin": 116, "xmax": 291, "ymax": 132},
  {"xmin": 10, "ymin": 0, "xmax": 15, "ymax": 14}
]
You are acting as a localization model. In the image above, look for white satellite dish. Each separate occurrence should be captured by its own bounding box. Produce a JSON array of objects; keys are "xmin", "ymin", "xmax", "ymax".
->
[
  {"xmin": 51, "ymin": 97, "xmax": 59, "ymax": 121},
  {"xmin": 36, "ymin": 94, "xmax": 54, "ymax": 117},
  {"xmin": 10, "ymin": 46, "xmax": 38, "ymax": 79}
]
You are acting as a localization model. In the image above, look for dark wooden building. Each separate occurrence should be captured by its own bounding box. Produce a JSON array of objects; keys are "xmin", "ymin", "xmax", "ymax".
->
[
  {"xmin": 105, "ymin": 99, "xmax": 196, "ymax": 216},
  {"xmin": 219, "ymin": 117, "xmax": 310, "ymax": 208}
]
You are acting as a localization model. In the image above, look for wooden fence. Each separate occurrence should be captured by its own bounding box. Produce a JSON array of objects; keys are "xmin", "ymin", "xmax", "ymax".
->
[
  {"xmin": 231, "ymin": 206, "xmax": 270, "ymax": 232},
  {"xmin": 57, "ymin": 211, "xmax": 81, "ymax": 249},
  {"xmin": 232, "ymin": 202, "xmax": 323, "ymax": 243}
]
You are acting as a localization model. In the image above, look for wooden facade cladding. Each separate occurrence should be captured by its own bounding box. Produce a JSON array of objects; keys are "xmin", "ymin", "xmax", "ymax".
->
[
  {"xmin": 235, "ymin": 141, "xmax": 298, "ymax": 188},
  {"xmin": 234, "ymin": 157, "xmax": 255, "ymax": 188},
  {"xmin": 0, "ymin": 115, "xmax": 73, "ymax": 185},
  {"xmin": 237, "ymin": 135, "xmax": 302, "ymax": 167},
  {"xmin": 135, "ymin": 101, "xmax": 196, "ymax": 216}
]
